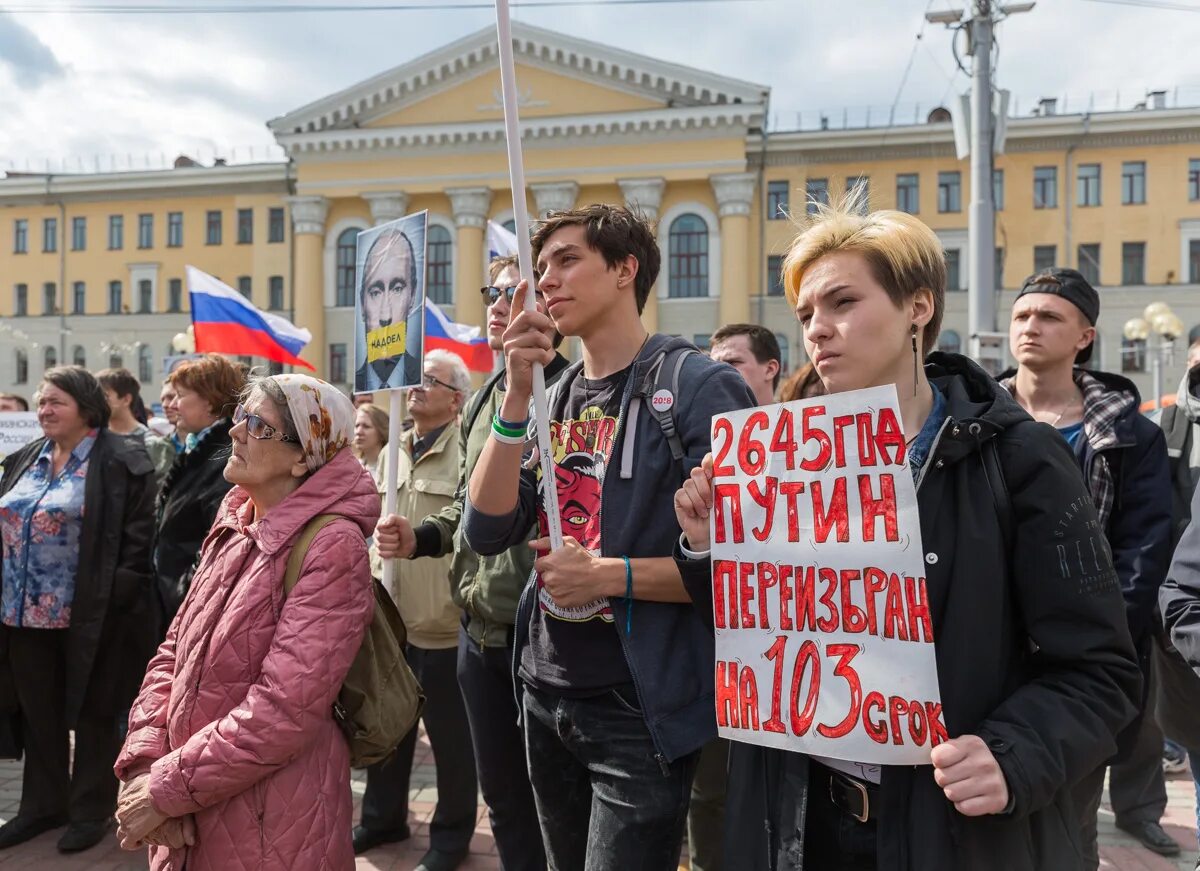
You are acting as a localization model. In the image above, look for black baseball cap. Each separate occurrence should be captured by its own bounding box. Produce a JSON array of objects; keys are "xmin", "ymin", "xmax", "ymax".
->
[{"xmin": 1015, "ymin": 267, "xmax": 1100, "ymax": 364}]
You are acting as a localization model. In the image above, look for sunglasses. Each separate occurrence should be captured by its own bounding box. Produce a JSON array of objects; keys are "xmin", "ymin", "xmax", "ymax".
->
[
  {"xmin": 480, "ymin": 285, "xmax": 545, "ymax": 305},
  {"xmin": 233, "ymin": 404, "xmax": 300, "ymax": 443},
  {"xmin": 416, "ymin": 373, "xmax": 460, "ymax": 393}
]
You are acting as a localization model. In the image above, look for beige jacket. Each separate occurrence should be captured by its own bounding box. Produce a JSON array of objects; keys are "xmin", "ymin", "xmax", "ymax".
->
[{"xmin": 370, "ymin": 423, "xmax": 462, "ymax": 650}]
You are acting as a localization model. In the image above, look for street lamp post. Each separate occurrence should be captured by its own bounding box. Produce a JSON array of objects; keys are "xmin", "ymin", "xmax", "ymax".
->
[{"xmin": 1124, "ymin": 301, "xmax": 1185, "ymax": 410}]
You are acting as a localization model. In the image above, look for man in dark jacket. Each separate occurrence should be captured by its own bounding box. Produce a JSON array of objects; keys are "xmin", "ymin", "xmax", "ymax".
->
[
  {"xmin": 463, "ymin": 205, "xmax": 755, "ymax": 869},
  {"xmin": 1002, "ymin": 267, "xmax": 1174, "ymax": 865}
]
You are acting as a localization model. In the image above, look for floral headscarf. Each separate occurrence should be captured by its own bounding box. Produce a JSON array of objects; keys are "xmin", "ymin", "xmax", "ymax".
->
[{"xmin": 269, "ymin": 374, "xmax": 355, "ymax": 473}]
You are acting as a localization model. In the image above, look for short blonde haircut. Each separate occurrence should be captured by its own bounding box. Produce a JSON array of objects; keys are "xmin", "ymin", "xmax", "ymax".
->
[{"xmin": 782, "ymin": 187, "xmax": 946, "ymax": 354}]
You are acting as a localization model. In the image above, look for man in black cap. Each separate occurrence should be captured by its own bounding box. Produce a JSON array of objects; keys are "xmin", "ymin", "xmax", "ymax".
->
[{"xmin": 1001, "ymin": 267, "xmax": 1175, "ymax": 867}]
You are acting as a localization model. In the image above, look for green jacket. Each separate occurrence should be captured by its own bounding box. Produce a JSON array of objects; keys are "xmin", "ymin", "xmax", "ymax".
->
[{"xmin": 412, "ymin": 354, "xmax": 569, "ymax": 647}]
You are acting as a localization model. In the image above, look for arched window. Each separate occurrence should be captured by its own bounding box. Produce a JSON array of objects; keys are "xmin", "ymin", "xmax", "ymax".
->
[
  {"xmin": 335, "ymin": 227, "xmax": 362, "ymax": 307},
  {"xmin": 668, "ymin": 214, "xmax": 709, "ymax": 298},
  {"xmin": 775, "ymin": 332, "xmax": 790, "ymax": 373},
  {"xmin": 15, "ymin": 350, "xmax": 28, "ymax": 385},
  {"xmin": 427, "ymin": 224, "xmax": 453, "ymax": 305},
  {"xmin": 138, "ymin": 345, "xmax": 153, "ymax": 383},
  {"xmin": 44, "ymin": 346, "xmax": 57, "ymax": 370},
  {"xmin": 502, "ymin": 219, "xmax": 516, "ymax": 234},
  {"xmin": 72, "ymin": 345, "xmax": 86, "ymax": 367},
  {"xmin": 110, "ymin": 352, "xmax": 123, "ymax": 369},
  {"xmin": 937, "ymin": 329, "xmax": 962, "ymax": 355},
  {"xmin": 1121, "ymin": 337, "xmax": 1146, "ymax": 373}
]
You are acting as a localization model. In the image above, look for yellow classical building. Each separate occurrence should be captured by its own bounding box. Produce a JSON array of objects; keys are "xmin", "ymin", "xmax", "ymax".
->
[{"xmin": 2, "ymin": 22, "xmax": 1199, "ymax": 403}]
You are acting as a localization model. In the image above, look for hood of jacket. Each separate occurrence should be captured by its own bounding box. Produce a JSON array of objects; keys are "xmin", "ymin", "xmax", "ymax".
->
[
  {"xmin": 1175, "ymin": 367, "xmax": 1200, "ymax": 423},
  {"xmin": 924, "ymin": 352, "xmax": 1032, "ymax": 466},
  {"xmin": 998, "ymin": 364, "xmax": 1141, "ymax": 451},
  {"xmin": 213, "ymin": 447, "xmax": 379, "ymax": 555}
]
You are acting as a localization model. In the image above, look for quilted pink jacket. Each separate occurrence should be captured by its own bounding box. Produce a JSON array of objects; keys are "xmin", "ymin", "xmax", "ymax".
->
[{"xmin": 115, "ymin": 449, "xmax": 379, "ymax": 871}]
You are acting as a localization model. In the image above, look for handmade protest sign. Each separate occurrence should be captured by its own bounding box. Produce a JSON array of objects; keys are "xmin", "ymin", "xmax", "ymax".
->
[{"xmin": 710, "ymin": 384, "xmax": 943, "ymax": 765}]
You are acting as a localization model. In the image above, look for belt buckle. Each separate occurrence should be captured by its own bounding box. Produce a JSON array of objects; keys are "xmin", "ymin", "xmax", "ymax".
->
[{"xmin": 830, "ymin": 773, "xmax": 870, "ymax": 823}]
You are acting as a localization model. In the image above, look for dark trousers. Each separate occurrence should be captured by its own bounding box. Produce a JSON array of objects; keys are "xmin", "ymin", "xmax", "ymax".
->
[
  {"xmin": 687, "ymin": 737, "xmax": 727, "ymax": 871},
  {"xmin": 361, "ymin": 644, "xmax": 478, "ymax": 855},
  {"xmin": 521, "ymin": 682, "xmax": 697, "ymax": 871},
  {"xmin": 1074, "ymin": 705, "xmax": 1168, "ymax": 870},
  {"xmin": 804, "ymin": 762, "xmax": 878, "ymax": 871},
  {"xmin": 6, "ymin": 626, "xmax": 122, "ymax": 822},
  {"xmin": 456, "ymin": 627, "xmax": 545, "ymax": 871}
]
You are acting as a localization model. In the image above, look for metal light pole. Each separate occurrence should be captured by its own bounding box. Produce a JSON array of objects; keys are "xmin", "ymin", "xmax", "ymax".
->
[{"xmin": 1124, "ymin": 303, "xmax": 1185, "ymax": 410}]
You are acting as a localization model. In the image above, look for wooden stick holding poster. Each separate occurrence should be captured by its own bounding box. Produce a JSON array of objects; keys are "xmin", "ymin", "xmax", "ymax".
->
[
  {"xmin": 353, "ymin": 210, "xmax": 429, "ymax": 592},
  {"xmin": 709, "ymin": 385, "xmax": 944, "ymax": 765},
  {"xmin": 494, "ymin": 0, "xmax": 563, "ymax": 551}
]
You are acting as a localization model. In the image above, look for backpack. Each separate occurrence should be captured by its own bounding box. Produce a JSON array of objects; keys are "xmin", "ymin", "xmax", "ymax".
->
[{"xmin": 283, "ymin": 514, "xmax": 424, "ymax": 768}]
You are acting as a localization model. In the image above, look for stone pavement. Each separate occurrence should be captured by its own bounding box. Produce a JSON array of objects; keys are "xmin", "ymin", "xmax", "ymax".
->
[{"xmin": 0, "ymin": 732, "xmax": 1196, "ymax": 870}]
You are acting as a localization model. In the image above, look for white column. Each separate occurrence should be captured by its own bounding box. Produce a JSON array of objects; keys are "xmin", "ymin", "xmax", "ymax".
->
[
  {"xmin": 618, "ymin": 177, "xmax": 667, "ymax": 332},
  {"xmin": 447, "ymin": 186, "xmax": 493, "ymax": 333},
  {"xmin": 285, "ymin": 195, "xmax": 330, "ymax": 372},
  {"xmin": 363, "ymin": 191, "xmax": 409, "ymax": 226},
  {"xmin": 710, "ymin": 172, "xmax": 756, "ymax": 326},
  {"xmin": 531, "ymin": 182, "xmax": 579, "ymax": 218}
]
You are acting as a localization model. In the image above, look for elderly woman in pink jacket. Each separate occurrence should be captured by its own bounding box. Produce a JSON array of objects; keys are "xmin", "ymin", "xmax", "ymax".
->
[{"xmin": 112, "ymin": 374, "xmax": 379, "ymax": 870}]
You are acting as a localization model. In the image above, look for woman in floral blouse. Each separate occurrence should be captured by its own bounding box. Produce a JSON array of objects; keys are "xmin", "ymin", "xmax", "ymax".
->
[{"xmin": 0, "ymin": 366, "xmax": 156, "ymax": 855}]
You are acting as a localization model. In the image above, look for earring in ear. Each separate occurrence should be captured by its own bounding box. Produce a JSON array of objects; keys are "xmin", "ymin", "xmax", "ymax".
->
[{"xmin": 911, "ymin": 325, "xmax": 919, "ymax": 397}]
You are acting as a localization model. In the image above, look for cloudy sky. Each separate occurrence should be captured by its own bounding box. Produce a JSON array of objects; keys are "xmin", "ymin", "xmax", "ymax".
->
[{"xmin": 1, "ymin": 0, "xmax": 1197, "ymax": 173}]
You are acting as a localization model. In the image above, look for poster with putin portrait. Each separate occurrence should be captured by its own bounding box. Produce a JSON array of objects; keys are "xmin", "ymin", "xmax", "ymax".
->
[{"xmin": 353, "ymin": 211, "xmax": 428, "ymax": 394}]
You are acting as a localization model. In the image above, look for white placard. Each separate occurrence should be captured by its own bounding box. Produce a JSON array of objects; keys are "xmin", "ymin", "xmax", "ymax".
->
[
  {"xmin": 710, "ymin": 384, "xmax": 943, "ymax": 765},
  {"xmin": 0, "ymin": 413, "xmax": 41, "ymax": 460}
]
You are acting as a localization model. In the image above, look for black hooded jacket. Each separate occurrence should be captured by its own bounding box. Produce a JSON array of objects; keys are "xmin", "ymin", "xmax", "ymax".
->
[{"xmin": 678, "ymin": 353, "xmax": 1140, "ymax": 871}]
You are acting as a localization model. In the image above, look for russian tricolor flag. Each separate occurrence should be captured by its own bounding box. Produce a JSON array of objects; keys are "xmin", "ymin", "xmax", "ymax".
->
[
  {"xmin": 425, "ymin": 299, "xmax": 494, "ymax": 373},
  {"xmin": 186, "ymin": 266, "xmax": 314, "ymax": 370}
]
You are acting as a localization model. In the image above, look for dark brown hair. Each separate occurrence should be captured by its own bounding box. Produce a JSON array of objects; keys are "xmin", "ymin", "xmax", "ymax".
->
[
  {"xmin": 531, "ymin": 204, "xmax": 660, "ymax": 314},
  {"xmin": 778, "ymin": 362, "xmax": 826, "ymax": 403},
  {"xmin": 710, "ymin": 324, "xmax": 783, "ymax": 389},
  {"xmin": 40, "ymin": 366, "xmax": 110, "ymax": 429},
  {"xmin": 166, "ymin": 354, "xmax": 247, "ymax": 418},
  {"xmin": 95, "ymin": 367, "xmax": 148, "ymax": 424}
]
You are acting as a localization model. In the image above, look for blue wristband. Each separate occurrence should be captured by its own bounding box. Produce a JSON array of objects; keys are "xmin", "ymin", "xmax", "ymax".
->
[
  {"xmin": 496, "ymin": 411, "xmax": 530, "ymax": 430},
  {"xmin": 622, "ymin": 555, "xmax": 633, "ymax": 635}
]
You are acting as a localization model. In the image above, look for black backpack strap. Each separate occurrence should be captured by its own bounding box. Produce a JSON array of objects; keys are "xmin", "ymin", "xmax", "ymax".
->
[
  {"xmin": 646, "ymin": 347, "xmax": 700, "ymax": 463},
  {"xmin": 463, "ymin": 368, "xmax": 506, "ymax": 437},
  {"xmin": 1162, "ymin": 404, "xmax": 1191, "ymax": 479}
]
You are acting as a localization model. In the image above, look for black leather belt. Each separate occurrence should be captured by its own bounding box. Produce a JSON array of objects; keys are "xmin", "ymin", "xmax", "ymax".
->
[{"xmin": 816, "ymin": 763, "xmax": 878, "ymax": 824}]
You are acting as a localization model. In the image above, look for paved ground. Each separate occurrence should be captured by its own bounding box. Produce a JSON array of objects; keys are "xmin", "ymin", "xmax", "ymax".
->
[{"xmin": 0, "ymin": 732, "xmax": 1196, "ymax": 869}]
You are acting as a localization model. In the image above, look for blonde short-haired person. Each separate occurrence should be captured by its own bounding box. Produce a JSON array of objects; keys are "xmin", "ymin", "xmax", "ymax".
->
[{"xmin": 672, "ymin": 193, "xmax": 1141, "ymax": 870}]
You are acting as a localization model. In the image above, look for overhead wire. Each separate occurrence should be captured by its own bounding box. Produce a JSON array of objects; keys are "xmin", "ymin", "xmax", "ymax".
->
[{"xmin": 0, "ymin": 0, "xmax": 776, "ymax": 11}]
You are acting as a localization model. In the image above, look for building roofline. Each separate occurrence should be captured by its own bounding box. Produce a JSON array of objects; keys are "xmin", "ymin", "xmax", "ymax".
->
[{"xmin": 0, "ymin": 162, "xmax": 292, "ymax": 202}]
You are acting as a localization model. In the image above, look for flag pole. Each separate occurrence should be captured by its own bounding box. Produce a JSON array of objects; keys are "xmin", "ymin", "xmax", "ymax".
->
[
  {"xmin": 381, "ymin": 388, "xmax": 403, "ymax": 594},
  {"xmin": 495, "ymin": 0, "xmax": 563, "ymax": 551}
]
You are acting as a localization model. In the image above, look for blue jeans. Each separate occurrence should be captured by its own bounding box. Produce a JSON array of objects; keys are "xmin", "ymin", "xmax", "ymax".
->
[{"xmin": 521, "ymin": 682, "xmax": 698, "ymax": 871}]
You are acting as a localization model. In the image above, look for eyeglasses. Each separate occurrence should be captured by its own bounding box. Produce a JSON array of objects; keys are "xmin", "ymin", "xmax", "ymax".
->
[
  {"xmin": 233, "ymin": 404, "xmax": 300, "ymax": 443},
  {"xmin": 417, "ymin": 373, "xmax": 459, "ymax": 393},
  {"xmin": 480, "ymin": 285, "xmax": 545, "ymax": 305}
]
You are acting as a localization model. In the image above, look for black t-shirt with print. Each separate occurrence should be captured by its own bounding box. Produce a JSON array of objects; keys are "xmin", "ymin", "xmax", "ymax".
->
[{"xmin": 519, "ymin": 366, "xmax": 635, "ymax": 695}]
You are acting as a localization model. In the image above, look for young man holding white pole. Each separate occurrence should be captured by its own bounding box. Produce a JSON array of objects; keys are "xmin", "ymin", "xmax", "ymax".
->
[{"xmin": 463, "ymin": 205, "xmax": 754, "ymax": 868}]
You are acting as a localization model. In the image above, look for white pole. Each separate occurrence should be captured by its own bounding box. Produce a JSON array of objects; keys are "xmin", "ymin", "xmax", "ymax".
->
[
  {"xmin": 495, "ymin": 0, "xmax": 563, "ymax": 551},
  {"xmin": 381, "ymin": 389, "xmax": 403, "ymax": 593},
  {"xmin": 967, "ymin": 0, "xmax": 996, "ymax": 364}
]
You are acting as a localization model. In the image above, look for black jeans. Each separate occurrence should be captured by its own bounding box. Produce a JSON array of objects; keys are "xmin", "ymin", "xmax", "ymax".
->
[
  {"xmin": 5, "ymin": 626, "xmax": 122, "ymax": 822},
  {"xmin": 521, "ymin": 681, "xmax": 697, "ymax": 871},
  {"xmin": 361, "ymin": 644, "xmax": 478, "ymax": 854},
  {"xmin": 456, "ymin": 627, "xmax": 545, "ymax": 871},
  {"xmin": 804, "ymin": 762, "xmax": 878, "ymax": 871}
]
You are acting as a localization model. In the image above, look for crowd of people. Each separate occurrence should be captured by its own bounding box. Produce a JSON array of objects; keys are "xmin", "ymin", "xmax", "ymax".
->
[{"xmin": 0, "ymin": 193, "xmax": 1199, "ymax": 871}]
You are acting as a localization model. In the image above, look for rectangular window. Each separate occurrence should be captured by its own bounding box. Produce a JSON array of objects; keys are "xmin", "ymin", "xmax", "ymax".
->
[
  {"xmin": 43, "ymin": 282, "xmax": 56, "ymax": 315},
  {"xmin": 237, "ymin": 276, "xmax": 252, "ymax": 299},
  {"xmin": 995, "ymin": 247, "xmax": 1005, "ymax": 290},
  {"xmin": 138, "ymin": 279, "xmax": 153, "ymax": 313},
  {"xmin": 845, "ymin": 176, "xmax": 870, "ymax": 213},
  {"xmin": 1191, "ymin": 239, "xmax": 1200, "ymax": 284},
  {"xmin": 1122, "ymin": 338, "xmax": 1147, "ymax": 373},
  {"xmin": 1121, "ymin": 242, "xmax": 1146, "ymax": 285},
  {"xmin": 329, "ymin": 343, "xmax": 348, "ymax": 384},
  {"xmin": 1078, "ymin": 243, "xmax": 1101, "ymax": 286},
  {"xmin": 1033, "ymin": 166, "xmax": 1058, "ymax": 209},
  {"xmin": 108, "ymin": 280, "xmax": 122, "ymax": 314},
  {"xmin": 72, "ymin": 281, "xmax": 85, "ymax": 314},
  {"xmin": 945, "ymin": 249, "xmax": 962, "ymax": 291},
  {"xmin": 13, "ymin": 219, "xmax": 27, "ymax": 254},
  {"xmin": 1190, "ymin": 159, "xmax": 1200, "ymax": 202},
  {"xmin": 237, "ymin": 208, "xmax": 253, "ymax": 244},
  {"xmin": 167, "ymin": 212, "xmax": 183, "ymax": 247},
  {"xmin": 766, "ymin": 181, "xmax": 789, "ymax": 220},
  {"xmin": 896, "ymin": 174, "xmax": 919, "ymax": 214},
  {"xmin": 13, "ymin": 283, "xmax": 27, "ymax": 316},
  {"xmin": 937, "ymin": 171, "xmax": 962, "ymax": 213},
  {"xmin": 206, "ymin": 210, "xmax": 222, "ymax": 245},
  {"xmin": 168, "ymin": 278, "xmax": 183, "ymax": 312},
  {"xmin": 43, "ymin": 217, "xmax": 57, "ymax": 253},
  {"xmin": 1034, "ymin": 245, "xmax": 1057, "ymax": 273},
  {"xmin": 109, "ymin": 214, "xmax": 124, "ymax": 250},
  {"xmin": 71, "ymin": 216, "xmax": 86, "ymax": 251},
  {"xmin": 805, "ymin": 178, "xmax": 829, "ymax": 215},
  {"xmin": 269, "ymin": 207, "xmax": 285, "ymax": 243},
  {"xmin": 993, "ymin": 169, "xmax": 1005, "ymax": 211},
  {"xmin": 1077, "ymin": 164, "xmax": 1101, "ymax": 207},
  {"xmin": 767, "ymin": 255, "xmax": 784, "ymax": 296},
  {"xmin": 269, "ymin": 275, "xmax": 284, "ymax": 310},
  {"xmin": 1122, "ymin": 161, "xmax": 1146, "ymax": 205},
  {"xmin": 138, "ymin": 213, "xmax": 153, "ymax": 249}
]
